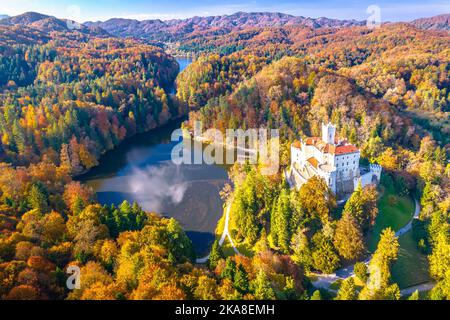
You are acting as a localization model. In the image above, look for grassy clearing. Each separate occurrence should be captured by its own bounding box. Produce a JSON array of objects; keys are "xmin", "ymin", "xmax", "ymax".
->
[
  {"xmin": 364, "ymin": 179, "xmax": 428, "ymax": 289},
  {"xmin": 221, "ymin": 238, "xmax": 254, "ymax": 258},
  {"xmin": 391, "ymin": 230, "xmax": 431, "ymax": 289},
  {"xmin": 221, "ymin": 239, "xmax": 235, "ymax": 257},
  {"xmin": 215, "ymin": 201, "xmax": 254, "ymax": 259},
  {"xmin": 367, "ymin": 183, "xmax": 414, "ymax": 252}
]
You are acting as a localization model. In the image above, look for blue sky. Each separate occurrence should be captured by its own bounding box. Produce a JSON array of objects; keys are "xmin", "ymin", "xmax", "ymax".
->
[{"xmin": 1, "ymin": 0, "xmax": 449, "ymax": 22}]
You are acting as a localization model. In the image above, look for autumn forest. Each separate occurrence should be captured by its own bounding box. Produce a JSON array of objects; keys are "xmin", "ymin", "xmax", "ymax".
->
[{"xmin": 0, "ymin": 9, "xmax": 449, "ymax": 301}]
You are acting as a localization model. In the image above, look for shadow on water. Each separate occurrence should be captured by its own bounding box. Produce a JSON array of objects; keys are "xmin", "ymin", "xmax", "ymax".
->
[
  {"xmin": 185, "ymin": 231, "xmax": 215, "ymax": 256},
  {"xmin": 96, "ymin": 191, "xmax": 134, "ymax": 206}
]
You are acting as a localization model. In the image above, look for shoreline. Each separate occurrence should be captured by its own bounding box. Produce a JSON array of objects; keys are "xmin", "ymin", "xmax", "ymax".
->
[
  {"xmin": 75, "ymin": 115, "xmax": 188, "ymax": 179},
  {"xmin": 192, "ymin": 134, "xmax": 258, "ymax": 155}
]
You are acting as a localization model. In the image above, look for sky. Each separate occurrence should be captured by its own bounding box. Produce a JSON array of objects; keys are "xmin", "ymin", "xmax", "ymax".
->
[{"xmin": 0, "ymin": 0, "xmax": 449, "ymax": 22}]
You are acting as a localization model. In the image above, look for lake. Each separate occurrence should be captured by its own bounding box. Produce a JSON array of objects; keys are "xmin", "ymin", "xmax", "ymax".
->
[
  {"xmin": 176, "ymin": 57, "xmax": 193, "ymax": 73},
  {"xmin": 78, "ymin": 58, "xmax": 229, "ymax": 255}
]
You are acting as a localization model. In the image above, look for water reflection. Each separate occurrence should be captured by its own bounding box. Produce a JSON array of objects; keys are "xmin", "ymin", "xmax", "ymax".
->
[
  {"xmin": 79, "ymin": 119, "xmax": 229, "ymax": 255},
  {"xmin": 78, "ymin": 57, "xmax": 231, "ymax": 255}
]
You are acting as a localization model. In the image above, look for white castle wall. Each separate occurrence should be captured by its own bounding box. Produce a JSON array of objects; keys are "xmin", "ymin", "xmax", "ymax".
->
[
  {"xmin": 322, "ymin": 122, "xmax": 336, "ymax": 144},
  {"xmin": 336, "ymin": 152, "xmax": 360, "ymax": 178},
  {"xmin": 353, "ymin": 164, "xmax": 382, "ymax": 190},
  {"xmin": 291, "ymin": 145, "xmax": 302, "ymax": 166},
  {"xmin": 290, "ymin": 123, "xmax": 382, "ymax": 196}
]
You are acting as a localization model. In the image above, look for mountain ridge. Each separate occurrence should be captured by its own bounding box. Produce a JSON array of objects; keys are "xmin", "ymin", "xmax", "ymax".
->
[
  {"xmin": 0, "ymin": 11, "xmax": 109, "ymax": 36},
  {"xmin": 411, "ymin": 13, "xmax": 450, "ymax": 30},
  {"xmin": 84, "ymin": 11, "xmax": 366, "ymax": 40},
  {"xmin": 1, "ymin": 11, "xmax": 448, "ymax": 43},
  {"xmin": 84, "ymin": 11, "xmax": 450, "ymax": 41}
]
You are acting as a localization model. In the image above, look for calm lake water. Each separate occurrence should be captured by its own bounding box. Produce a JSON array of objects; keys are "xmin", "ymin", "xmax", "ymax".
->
[
  {"xmin": 176, "ymin": 57, "xmax": 193, "ymax": 73},
  {"xmin": 78, "ymin": 58, "xmax": 229, "ymax": 255}
]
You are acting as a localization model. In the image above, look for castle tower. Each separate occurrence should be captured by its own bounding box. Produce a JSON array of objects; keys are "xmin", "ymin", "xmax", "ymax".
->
[{"xmin": 322, "ymin": 122, "xmax": 336, "ymax": 145}]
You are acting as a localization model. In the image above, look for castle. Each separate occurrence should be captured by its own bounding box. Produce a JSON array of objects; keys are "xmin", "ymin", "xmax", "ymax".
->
[{"xmin": 287, "ymin": 123, "xmax": 382, "ymax": 196}]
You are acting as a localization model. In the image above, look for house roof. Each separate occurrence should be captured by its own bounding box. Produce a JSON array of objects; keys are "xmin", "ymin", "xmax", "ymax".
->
[
  {"xmin": 334, "ymin": 145, "xmax": 359, "ymax": 155},
  {"xmin": 305, "ymin": 137, "xmax": 320, "ymax": 146},
  {"xmin": 292, "ymin": 140, "xmax": 302, "ymax": 149},
  {"xmin": 307, "ymin": 157, "xmax": 319, "ymax": 169},
  {"xmin": 303, "ymin": 136, "xmax": 359, "ymax": 156}
]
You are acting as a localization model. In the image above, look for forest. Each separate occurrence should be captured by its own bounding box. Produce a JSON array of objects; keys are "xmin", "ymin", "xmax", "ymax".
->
[
  {"xmin": 0, "ymin": 35, "xmax": 181, "ymax": 173},
  {"xmin": 0, "ymin": 11, "xmax": 449, "ymax": 300},
  {"xmin": 176, "ymin": 21, "xmax": 449, "ymax": 300}
]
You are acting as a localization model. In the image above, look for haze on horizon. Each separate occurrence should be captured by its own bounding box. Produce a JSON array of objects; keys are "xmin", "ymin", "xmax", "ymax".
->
[{"xmin": 0, "ymin": 0, "xmax": 449, "ymax": 23}]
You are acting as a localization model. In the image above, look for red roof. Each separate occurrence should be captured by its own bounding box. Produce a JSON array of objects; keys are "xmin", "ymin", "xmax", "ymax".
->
[
  {"xmin": 304, "ymin": 136, "xmax": 359, "ymax": 155},
  {"xmin": 292, "ymin": 140, "xmax": 302, "ymax": 149},
  {"xmin": 307, "ymin": 157, "xmax": 319, "ymax": 169},
  {"xmin": 305, "ymin": 137, "xmax": 320, "ymax": 146},
  {"xmin": 333, "ymin": 145, "xmax": 359, "ymax": 155}
]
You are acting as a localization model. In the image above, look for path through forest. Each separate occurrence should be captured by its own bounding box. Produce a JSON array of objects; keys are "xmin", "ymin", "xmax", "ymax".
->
[{"xmin": 196, "ymin": 198, "xmax": 241, "ymax": 263}]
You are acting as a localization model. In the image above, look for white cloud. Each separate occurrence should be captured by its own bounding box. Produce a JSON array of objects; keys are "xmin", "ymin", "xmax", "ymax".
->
[{"xmin": 126, "ymin": 164, "xmax": 187, "ymax": 213}]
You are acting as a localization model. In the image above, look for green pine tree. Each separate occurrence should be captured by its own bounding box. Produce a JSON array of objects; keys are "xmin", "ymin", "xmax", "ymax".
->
[
  {"xmin": 28, "ymin": 182, "xmax": 48, "ymax": 214},
  {"xmin": 253, "ymin": 270, "xmax": 275, "ymax": 300},
  {"xmin": 234, "ymin": 264, "xmax": 249, "ymax": 293},
  {"xmin": 359, "ymin": 228, "xmax": 400, "ymax": 300},
  {"xmin": 208, "ymin": 240, "xmax": 224, "ymax": 269},
  {"xmin": 335, "ymin": 278, "xmax": 357, "ymax": 300},
  {"xmin": 221, "ymin": 258, "xmax": 236, "ymax": 280},
  {"xmin": 276, "ymin": 189, "xmax": 292, "ymax": 253}
]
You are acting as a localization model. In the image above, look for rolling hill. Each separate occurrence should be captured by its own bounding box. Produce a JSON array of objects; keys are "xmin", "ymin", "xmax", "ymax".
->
[
  {"xmin": 411, "ymin": 13, "xmax": 450, "ymax": 30},
  {"xmin": 0, "ymin": 12, "xmax": 109, "ymax": 36},
  {"xmin": 85, "ymin": 11, "xmax": 365, "ymax": 41}
]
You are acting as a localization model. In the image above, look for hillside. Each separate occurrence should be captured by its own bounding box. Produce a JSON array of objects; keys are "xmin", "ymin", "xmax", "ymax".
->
[
  {"xmin": 0, "ymin": 36, "xmax": 179, "ymax": 170},
  {"xmin": 411, "ymin": 13, "xmax": 450, "ymax": 30},
  {"xmin": 4, "ymin": 11, "xmax": 448, "ymax": 44},
  {"xmin": 85, "ymin": 12, "xmax": 450, "ymax": 42},
  {"xmin": 0, "ymin": 9, "xmax": 449, "ymax": 302},
  {"xmin": 0, "ymin": 12, "xmax": 109, "ymax": 36},
  {"xmin": 85, "ymin": 11, "xmax": 365, "ymax": 41},
  {"xmin": 0, "ymin": 25, "xmax": 51, "ymax": 46}
]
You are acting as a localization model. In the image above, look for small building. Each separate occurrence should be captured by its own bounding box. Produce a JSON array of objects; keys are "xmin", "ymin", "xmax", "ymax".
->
[{"xmin": 287, "ymin": 123, "xmax": 381, "ymax": 196}]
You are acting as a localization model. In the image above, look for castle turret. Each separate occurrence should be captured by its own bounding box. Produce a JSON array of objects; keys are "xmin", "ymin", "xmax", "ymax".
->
[
  {"xmin": 369, "ymin": 164, "xmax": 382, "ymax": 182},
  {"xmin": 322, "ymin": 122, "xmax": 336, "ymax": 145}
]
